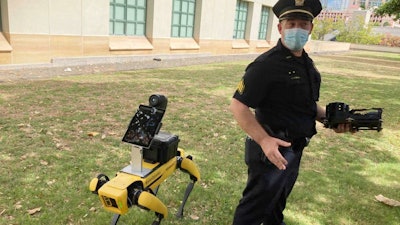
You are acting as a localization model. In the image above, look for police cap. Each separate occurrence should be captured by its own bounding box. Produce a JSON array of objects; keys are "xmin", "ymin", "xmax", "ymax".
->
[{"xmin": 273, "ymin": 0, "xmax": 322, "ymax": 21}]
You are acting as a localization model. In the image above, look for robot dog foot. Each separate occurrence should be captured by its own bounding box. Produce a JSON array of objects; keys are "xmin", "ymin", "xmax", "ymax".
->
[{"xmin": 151, "ymin": 213, "xmax": 163, "ymax": 225}]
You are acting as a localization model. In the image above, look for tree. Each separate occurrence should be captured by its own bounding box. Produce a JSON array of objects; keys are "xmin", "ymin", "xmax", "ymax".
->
[
  {"xmin": 336, "ymin": 20, "xmax": 382, "ymax": 45},
  {"xmin": 312, "ymin": 18, "xmax": 337, "ymax": 40},
  {"xmin": 375, "ymin": 0, "xmax": 400, "ymax": 20},
  {"xmin": 311, "ymin": 17, "xmax": 382, "ymax": 45}
]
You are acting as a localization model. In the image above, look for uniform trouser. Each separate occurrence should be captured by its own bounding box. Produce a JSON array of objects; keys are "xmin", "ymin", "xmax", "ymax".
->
[{"xmin": 232, "ymin": 137, "xmax": 306, "ymax": 225}]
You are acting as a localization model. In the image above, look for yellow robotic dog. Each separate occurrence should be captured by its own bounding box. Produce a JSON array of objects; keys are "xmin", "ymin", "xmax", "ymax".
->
[{"xmin": 89, "ymin": 95, "xmax": 200, "ymax": 225}]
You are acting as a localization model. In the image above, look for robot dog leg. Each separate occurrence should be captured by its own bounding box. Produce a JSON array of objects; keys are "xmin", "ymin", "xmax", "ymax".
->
[
  {"xmin": 105, "ymin": 180, "xmax": 169, "ymax": 225},
  {"xmin": 176, "ymin": 154, "xmax": 200, "ymax": 218}
]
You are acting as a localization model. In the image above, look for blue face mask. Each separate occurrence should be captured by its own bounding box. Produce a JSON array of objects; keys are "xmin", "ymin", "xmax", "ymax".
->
[{"xmin": 283, "ymin": 28, "xmax": 310, "ymax": 51}]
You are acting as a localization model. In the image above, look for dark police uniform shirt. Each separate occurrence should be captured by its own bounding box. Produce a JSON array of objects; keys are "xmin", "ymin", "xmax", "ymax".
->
[{"xmin": 233, "ymin": 39, "xmax": 321, "ymax": 139}]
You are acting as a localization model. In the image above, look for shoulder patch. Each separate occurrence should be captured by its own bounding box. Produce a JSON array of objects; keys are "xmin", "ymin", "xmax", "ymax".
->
[{"xmin": 236, "ymin": 79, "xmax": 245, "ymax": 95}]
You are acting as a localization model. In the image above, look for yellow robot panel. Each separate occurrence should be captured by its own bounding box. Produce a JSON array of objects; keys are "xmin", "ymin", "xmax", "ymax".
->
[
  {"xmin": 180, "ymin": 158, "xmax": 201, "ymax": 181},
  {"xmin": 142, "ymin": 158, "xmax": 177, "ymax": 190},
  {"xmin": 89, "ymin": 178, "xmax": 99, "ymax": 192},
  {"xmin": 97, "ymin": 173, "xmax": 138, "ymax": 215}
]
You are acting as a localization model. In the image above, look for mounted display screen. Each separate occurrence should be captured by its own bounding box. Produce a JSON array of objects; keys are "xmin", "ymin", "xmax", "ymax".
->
[{"xmin": 122, "ymin": 105, "xmax": 165, "ymax": 148}]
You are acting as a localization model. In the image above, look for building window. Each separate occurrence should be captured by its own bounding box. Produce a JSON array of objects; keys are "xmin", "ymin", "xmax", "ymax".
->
[
  {"xmin": 109, "ymin": 0, "xmax": 147, "ymax": 36},
  {"xmin": 171, "ymin": 0, "xmax": 196, "ymax": 38},
  {"xmin": 233, "ymin": 0, "xmax": 248, "ymax": 39},
  {"xmin": 0, "ymin": 3, "xmax": 2, "ymax": 32},
  {"xmin": 258, "ymin": 6, "xmax": 270, "ymax": 40}
]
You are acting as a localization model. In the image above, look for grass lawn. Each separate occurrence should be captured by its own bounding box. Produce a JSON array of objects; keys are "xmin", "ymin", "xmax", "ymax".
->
[{"xmin": 0, "ymin": 50, "xmax": 399, "ymax": 225}]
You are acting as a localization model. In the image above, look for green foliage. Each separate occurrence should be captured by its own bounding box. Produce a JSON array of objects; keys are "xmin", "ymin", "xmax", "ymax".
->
[
  {"xmin": 375, "ymin": 0, "xmax": 400, "ymax": 20},
  {"xmin": 335, "ymin": 17, "xmax": 383, "ymax": 45},
  {"xmin": 312, "ymin": 17, "xmax": 383, "ymax": 45},
  {"xmin": 311, "ymin": 18, "xmax": 337, "ymax": 40}
]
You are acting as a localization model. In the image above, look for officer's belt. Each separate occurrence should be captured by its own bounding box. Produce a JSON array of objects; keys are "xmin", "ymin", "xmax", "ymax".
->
[{"xmin": 261, "ymin": 124, "xmax": 310, "ymax": 148}]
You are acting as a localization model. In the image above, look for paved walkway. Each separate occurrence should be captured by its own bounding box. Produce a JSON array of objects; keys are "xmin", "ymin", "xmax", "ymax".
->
[{"xmin": 0, "ymin": 53, "xmax": 259, "ymax": 82}]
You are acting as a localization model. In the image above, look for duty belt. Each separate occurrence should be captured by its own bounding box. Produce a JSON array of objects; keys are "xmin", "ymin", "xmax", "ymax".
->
[{"xmin": 262, "ymin": 124, "xmax": 310, "ymax": 148}]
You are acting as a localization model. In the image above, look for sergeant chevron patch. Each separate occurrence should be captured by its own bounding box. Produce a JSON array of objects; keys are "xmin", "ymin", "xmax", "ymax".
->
[{"xmin": 237, "ymin": 79, "xmax": 245, "ymax": 95}]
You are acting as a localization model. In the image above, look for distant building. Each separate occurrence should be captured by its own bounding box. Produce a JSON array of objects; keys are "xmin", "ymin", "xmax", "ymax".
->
[
  {"xmin": 0, "ymin": 0, "xmax": 395, "ymax": 66},
  {"xmin": 0, "ymin": 0, "xmax": 281, "ymax": 65},
  {"xmin": 318, "ymin": 0, "xmax": 394, "ymax": 26},
  {"xmin": 321, "ymin": 0, "xmax": 388, "ymax": 10},
  {"xmin": 359, "ymin": 0, "xmax": 388, "ymax": 9},
  {"xmin": 321, "ymin": 0, "xmax": 351, "ymax": 10}
]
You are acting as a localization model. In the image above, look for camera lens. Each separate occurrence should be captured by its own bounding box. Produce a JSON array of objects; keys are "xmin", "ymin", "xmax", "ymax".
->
[
  {"xmin": 149, "ymin": 94, "xmax": 168, "ymax": 110},
  {"xmin": 149, "ymin": 95, "xmax": 159, "ymax": 106}
]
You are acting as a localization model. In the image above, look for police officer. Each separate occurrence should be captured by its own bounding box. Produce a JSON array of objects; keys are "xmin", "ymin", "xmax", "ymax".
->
[{"xmin": 230, "ymin": 0, "xmax": 352, "ymax": 224}]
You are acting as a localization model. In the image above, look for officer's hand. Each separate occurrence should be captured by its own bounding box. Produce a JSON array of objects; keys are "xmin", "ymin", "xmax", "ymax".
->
[
  {"xmin": 333, "ymin": 123, "xmax": 356, "ymax": 133},
  {"xmin": 260, "ymin": 137, "xmax": 291, "ymax": 170}
]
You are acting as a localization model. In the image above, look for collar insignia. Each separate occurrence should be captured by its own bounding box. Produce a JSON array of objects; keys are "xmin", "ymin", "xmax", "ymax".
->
[{"xmin": 295, "ymin": 0, "xmax": 305, "ymax": 6}]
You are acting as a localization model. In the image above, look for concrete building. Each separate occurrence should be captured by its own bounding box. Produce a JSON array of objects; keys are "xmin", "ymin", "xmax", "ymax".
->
[
  {"xmin": 321, "ymin": 0, "xmax": 388, "ymax": 11},
  {"xmin": 358, "ymin": 0, "xmax": 388, "ymax": 9},
  {"xmin": 318, "ymin": 0, "xmax": 394, "ymax": 26},
  {"xmin": 0, "ymin": 0, "xmax": 281, "ymax": 65}
]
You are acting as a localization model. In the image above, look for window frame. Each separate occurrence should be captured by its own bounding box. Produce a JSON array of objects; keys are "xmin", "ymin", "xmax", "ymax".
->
[
  {"xmin": 0, "ymin": 2, "xmax": 2, "ymax": 32},
  {"xmin": 171, "ymin": 0, "xmax": 196, "ymax": 38},
  {"xmin": 233, "ymin": 0, "xmax": 248, "ymax": 39},
  {"xmin": 109, "ymin": 0, "xmax": 147, "ymax": 36},
  {"xmin": 258, "ymin": 6, "xmax": 270, "ymax": 40}
]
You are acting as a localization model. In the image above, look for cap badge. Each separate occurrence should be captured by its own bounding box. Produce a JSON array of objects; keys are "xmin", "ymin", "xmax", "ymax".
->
[{"xmin": 295, "ymin": 0, "xmax": 305, "ymax": 6}]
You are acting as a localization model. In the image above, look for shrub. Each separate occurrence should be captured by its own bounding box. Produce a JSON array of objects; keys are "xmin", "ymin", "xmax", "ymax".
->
[{"xmin": 312, "ymin": 17, "xmax": 383, "ymax": 45}]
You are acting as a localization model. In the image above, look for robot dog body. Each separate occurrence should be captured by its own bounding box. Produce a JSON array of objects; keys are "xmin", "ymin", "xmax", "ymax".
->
[
  {"xmin": 89, "ymin": 95, "xmax": 200, "ymax": 225},
  {"xmin": 90, "ymin": 148, "xmax": 199, "ymax": 217}
]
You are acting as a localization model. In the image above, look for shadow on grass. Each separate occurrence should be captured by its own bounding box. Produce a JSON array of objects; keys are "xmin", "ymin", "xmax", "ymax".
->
[{"xmin": 285, "ymin": 128, "xmax": 400, "ymax": 225}]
